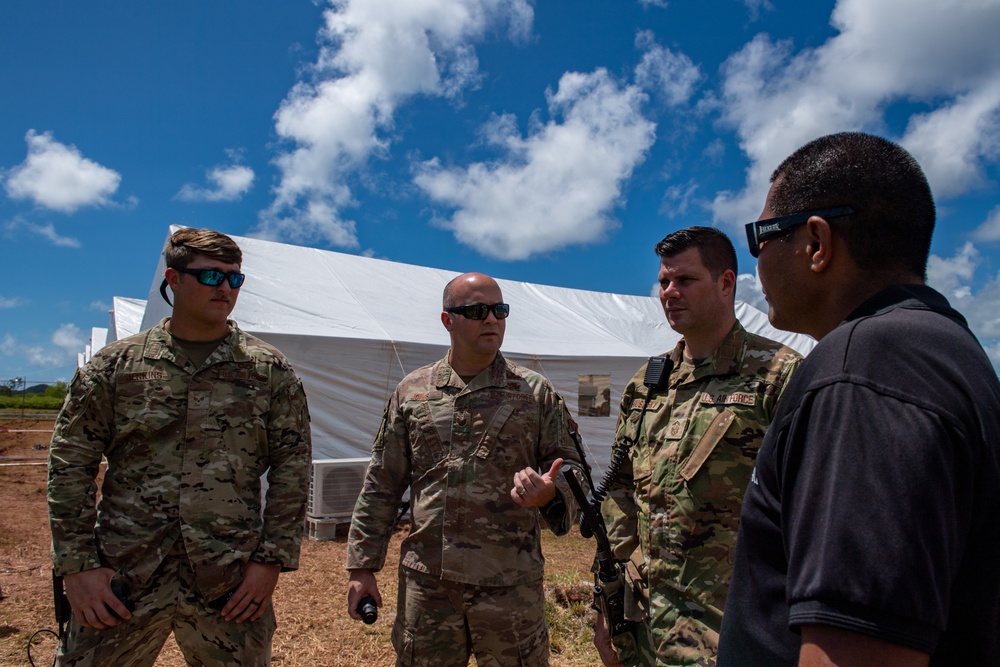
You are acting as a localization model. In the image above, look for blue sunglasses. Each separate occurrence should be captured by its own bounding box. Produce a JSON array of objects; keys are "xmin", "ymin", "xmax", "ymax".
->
[
  {"xmin": 172, "ymin": 266, "xmax": 245, "ymax": 288},
  {"xmin": 159, "ymin": 266, "xmax": 245, "ymax": 306}
]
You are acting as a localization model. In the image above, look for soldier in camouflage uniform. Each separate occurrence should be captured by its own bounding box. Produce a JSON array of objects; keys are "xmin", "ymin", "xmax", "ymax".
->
[
  {"xmin": 48, "ymin": 228, "xmax": 312, "ymax": 666},
  {"xmin": 593, "ymin": 227, "xmax": 801, "ymax": 667},
  {"xmin": 345, "ymin": 272, "xmax": 587, "ymax": 667}
]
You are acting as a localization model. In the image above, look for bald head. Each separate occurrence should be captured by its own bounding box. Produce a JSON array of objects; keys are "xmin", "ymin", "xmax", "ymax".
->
[
  {"xmin": 441, "ymin": 272, "xmax": 506, "ymax": 375},
  {"xmin": 443, "ymin": 273, "xmax": 502, "ymax": 309}
]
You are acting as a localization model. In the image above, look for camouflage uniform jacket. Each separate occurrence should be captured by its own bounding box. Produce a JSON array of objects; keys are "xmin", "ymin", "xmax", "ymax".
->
[
  {"xmin": 346, "ymin": 352, "xmax": 586, "ymax": 586},
  {"xmin": 602, "ymin": 321, "xmax": 801, "ymax": 663},
  {"xmin": 48, "ymin": 318, "xmax": 312, "ymax": 600}
]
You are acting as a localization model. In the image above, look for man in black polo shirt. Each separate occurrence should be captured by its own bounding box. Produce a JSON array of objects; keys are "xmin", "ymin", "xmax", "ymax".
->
[{"xmin": 718, "ymin": 132, "xmax": 1000, "ymax": 666}]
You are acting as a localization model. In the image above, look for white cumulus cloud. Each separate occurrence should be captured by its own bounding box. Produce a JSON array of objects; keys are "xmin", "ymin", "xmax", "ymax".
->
[
  {"xmin": 712, "ymin": 0, "xmax": 1000, "ymax": 233},
  {"xmin": 927, "ymin": 241, "xmax": 980, "ymax": 296},
  {"xmin": 28, "ymin": 222, "xmax": 81, "ymax": 248},
  {"xmin": 0, "ymin": 295, "xmax": 25, "ymax": 308},
  {"xmin": 3, "ymin": 130, "xmax": 121, "ymax": 213},
  {"xmin": 940, "ymin": 269, "xmax": 1000, "ymax": 349},
  {"xmin": 902, "ymin": 82, "xmax": 1000, "ymax": 199},
  {"xmin": 0, "ymin": 324, "xmax": 86, "ymax": 375},
  {"xmin": 634, "ymin": 31, "xmax": 701, "ymax": 107},
  {"xmin": 972, "ymin": 204, "xmax": 1000, "ymax": 243},
  {"xmin": 660, "ymin": 182, "xmax": 699, "ymax": 218},
  {"xmin": 413, "ymin": 68, "xmax": 656, "ymax": 260},
  {"xmin": 735, "ymin": 272, "xmax": 769, "ymax": 313},
  {"xmin": 176, "ymin": 158, "xmax": 255, "ymax": 202},
  {"xmin": 256, "ymin": 0, "xmax": 533, "ymax": 247},
  {"xmin": 52, "ymin": 323, "xmax": 85, "ymax": 353},
  {"xmin": 2, "ymin": 218, "xmax": 81, "ymax": 248},
  {"xmin": 743, "ymin": 0, "xmax": 774, "ymax": 20},
  {"xmin": 923, "ymin": 243, "xmax": 1000, "ymax": 367},
  {"xmin": 23, "ymin": 344, "xmax": 61, "ymax": 368}
]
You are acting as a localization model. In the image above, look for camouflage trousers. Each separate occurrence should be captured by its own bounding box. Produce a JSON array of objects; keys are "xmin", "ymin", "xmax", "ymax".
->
[
  {"xmin": 612, "ymin": 583, "xmax": 719, "ymax": 666},
  {"xmin": 391, "ymin": 567, "xmax": 549, "ymax": 667},
  {"xmin": 56, "ymin": 555, "xmax": 276, "ymax": 667}
]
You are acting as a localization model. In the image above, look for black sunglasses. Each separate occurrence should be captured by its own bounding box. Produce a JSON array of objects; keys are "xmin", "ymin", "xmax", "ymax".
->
[
  {"xmin": 745, "ymin": 207, "xmax": 854, "ymax": 258},
  {"xmin": 444, "ymin": 303, "xmax": 510, "ymax": 320},
  {"xmin": 172, "ymin": 266, "xmax": 246, "ymax": 289}
]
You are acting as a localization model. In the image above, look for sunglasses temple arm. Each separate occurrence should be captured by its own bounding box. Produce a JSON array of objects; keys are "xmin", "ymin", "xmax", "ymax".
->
[{"xmin": 159, "ymin": 279, "xmax": 173, "ymax": 307}]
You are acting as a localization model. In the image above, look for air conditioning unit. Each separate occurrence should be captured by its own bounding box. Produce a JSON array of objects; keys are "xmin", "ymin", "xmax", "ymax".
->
[{"xmin": 308, "ymin": 458, "xmax": 370, "ymax": 521}]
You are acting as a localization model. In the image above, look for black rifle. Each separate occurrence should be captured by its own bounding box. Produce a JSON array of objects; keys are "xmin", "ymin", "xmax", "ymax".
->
[
  {"xmin": 562, "ymin": 469, "xmax": 633, "ymax": 637},
  {"xmin": 52, "ymin": 570, "xmax": 134, "ymax": 630},
  {"xmin": 53, "ymin": 571, "xmax": 71, "ymax": 639}
]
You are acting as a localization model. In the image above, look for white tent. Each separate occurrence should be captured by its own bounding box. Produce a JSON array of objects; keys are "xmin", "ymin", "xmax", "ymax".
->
[
  {"xmin": 79, "ymin": 327, "xmax": 109, "ymax": 367},
  {"xmin": 91, "ymin": 327, "xmax": 107, "ymax": 353},
  {"xmin": 140, "ymin": 229, "xmax": 815, "ymax": 490},
  {"xmin": 108, "ymin": 296, "xmax": 147, "ymax": 342}
]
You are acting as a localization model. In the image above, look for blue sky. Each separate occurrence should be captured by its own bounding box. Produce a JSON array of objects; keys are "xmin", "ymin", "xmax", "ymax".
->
[{"xmin": 2, "ymin": 0, "xmax": 1000, "ymax": 383}]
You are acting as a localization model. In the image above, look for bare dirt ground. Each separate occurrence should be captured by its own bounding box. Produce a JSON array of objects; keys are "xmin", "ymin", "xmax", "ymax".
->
[{"xmin": 0, "ymin": 418, "xmax": 599, "ymax": 666}]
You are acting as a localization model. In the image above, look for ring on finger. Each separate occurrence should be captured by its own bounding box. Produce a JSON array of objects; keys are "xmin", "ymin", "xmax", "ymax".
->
[{"xmin": 517, "ymin": 487, "xmax": 527, "ymax": 496}]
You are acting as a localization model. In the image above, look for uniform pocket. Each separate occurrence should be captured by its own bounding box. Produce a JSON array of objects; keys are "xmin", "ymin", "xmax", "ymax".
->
[
  {"xmin": 238, "ymin": 608, "xmax": 276, "ymax": 666},
  {"xmin": 108, "ymin": 375, "xmax": 184, "ymax": 490},
  {"xmin": 678, "ymin": 408, "xmax": 736, "ymax": 481},
  {"xmin": 474, "ymin": 403, "xmax": 515, "ymax": 466},
  {"xmin": 515, "ymin": 618, "xmax": 550, "ymax": 666},
  {"xmin": 407, "ymin": 403, "xmax": 447, "ymax": 470},
  {"xmin": 391, "ymin": 618, "xmax": 418, "ymax": 666},
  {"xmin": 112, "ymin": 373, "xmax": 182, "ymax": 443},
  {"xmin": 208, "ymin": 382, "xmax": 269, "ymax": 487}
]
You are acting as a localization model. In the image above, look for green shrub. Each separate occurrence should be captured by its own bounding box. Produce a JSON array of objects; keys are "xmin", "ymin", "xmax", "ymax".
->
[
  {"xmin": 0, "ymin": 395, "xmax": 65, "ymax": 410},
  {"xmin": 44, "ymin": 381, "xmax": 68, "ymax": 399}
]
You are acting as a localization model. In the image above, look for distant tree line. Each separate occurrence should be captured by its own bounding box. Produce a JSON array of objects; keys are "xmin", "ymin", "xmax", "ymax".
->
[{"xmin": 0, "ymin": 379, "xmax": 67, "ymax": 410}]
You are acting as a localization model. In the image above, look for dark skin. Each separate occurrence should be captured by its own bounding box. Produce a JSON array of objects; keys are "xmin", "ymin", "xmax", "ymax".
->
[
  {"xmin": 756, "ymin": 179, "xmax": 921, "ymax": 342},
  {"xmin": 799, "ymin": 626, "xmax": 929, "ymax": 667},
  {"xmin": 757, "ymin": 181, "xmax": 928, "ymax": 666}
]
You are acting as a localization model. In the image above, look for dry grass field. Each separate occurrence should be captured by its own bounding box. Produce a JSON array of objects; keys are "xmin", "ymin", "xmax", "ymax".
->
[{"xmin": 0, "ymin": 418, "xmax": 600, "ymax": 667}]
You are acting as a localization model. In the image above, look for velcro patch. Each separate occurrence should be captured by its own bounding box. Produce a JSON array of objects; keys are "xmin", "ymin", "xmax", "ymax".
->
[
  {"xmin": 700, "ymin": 392, "xmax": 756, "ymax": 406},
  {"xmin": 664, "ymin": 418, "xmax": 686, "ymax": 439},
  {"xmin": 117, "ymin": 371, "xmax": 165, "ymax": 384},
  {"xmin": 219, "ymin": 370, "xmax": 266, "ymax": 383},
  {"xmin": 485, "ymin": 390, "xmax": 534, "ymax": 402},
  {"xmin": 629, "ymin": 399, "xmax": 664, "ymax": 412}
]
